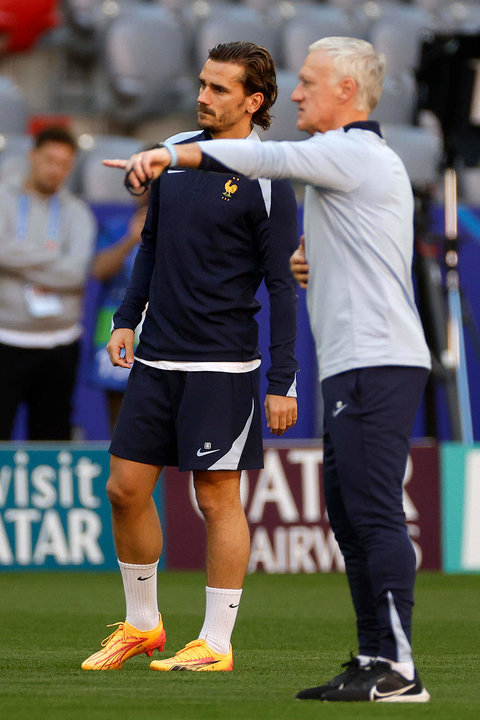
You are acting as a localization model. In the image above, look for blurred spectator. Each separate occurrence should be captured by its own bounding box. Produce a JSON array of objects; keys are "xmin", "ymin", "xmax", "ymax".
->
[
  {"xmin": 89, "ymin": 195, "xmax": 149, "ymax": 429},
  {"xmin": 0, "ymin": 126, "xmax": 96, "ymax": 440},
  {"xmin": 0, "ymin": 1, "xmax": 58, "ymax": 54}
]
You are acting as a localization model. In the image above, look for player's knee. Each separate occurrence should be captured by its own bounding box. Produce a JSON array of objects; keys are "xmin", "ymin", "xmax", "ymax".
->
[
  {"xmin": 195, "ymin": 483, "xmax": 240, "ymax": 521},
  {"xmin": 194, "ymin": 486, "xmax": 218, "ymax": 519},
  {"xmin": 106, "ymin": 474, "xmax": 137, "ymax": 510}
]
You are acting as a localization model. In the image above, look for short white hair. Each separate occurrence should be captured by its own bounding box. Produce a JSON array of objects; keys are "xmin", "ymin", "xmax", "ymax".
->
[{"xmin": 308, "ymin": 37, "xmax": 386, "ymax": 112}]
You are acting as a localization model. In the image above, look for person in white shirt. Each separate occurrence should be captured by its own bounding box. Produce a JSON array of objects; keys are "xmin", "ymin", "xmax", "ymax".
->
[{"xmin": 104, "ymin": 36, "xmax": 431, "ymax": 703}]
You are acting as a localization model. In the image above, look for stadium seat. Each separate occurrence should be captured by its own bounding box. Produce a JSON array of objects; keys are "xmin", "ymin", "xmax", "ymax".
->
[
  {"xmin": 0, "ymin": 77, "xmax": 29, "ymax": 134},
  {"xmin": 352, "ymin": 0, "xmax": 442, "ymax": 39},
  {"xmin": 280, "ymin": 4, "xmax": 363, "ymax": 75},
  {"xmin": 381, "ymin": 124, "xmax": 443, "ymax": 188},
  {"xmin": 461, "ymin": 166, "xmax": 480, "ymax": 205},
  {"xmin": 243, "ymin": 0, "xmax": 289, "ymax": 11},
  {"xmin": 438, "ymin": 2, "xmax": 480, "ymax": 33},
  {"xmin": 102, "ymin": 4, "xmax": 192, "ymax": 126},
  {"xmin": 371, "ymin": 73, "xmax": 417, "ymax": 125},
  {"xmin": 155, "ymin": 0, "xmax": 192, "ymax": 11},
  {"xmin": 369, "ymin": 11, "xmax": 440, "ymax": 78},
  {"xmin": 412, "ymin": 0, "xmax": 452, "ymax": 10},
  {"xmin": 62, "ymin": 0, "xmax": 139, "ymax": 64},
  {"xmin": 0, "ymin": 133, "xmax": 32, "ymax": 187},
  {"xmin": 75, "ymin": 134, "xmax": 144, "ymax": 203},
  {"xmin": 262, "ymin": 70, "xmax": 308, "ymax": 141},
  {"xmin": 62, "ymin": 0, "xmax": 108, "ymax": 62},
  {"xmin": 192, "ymin": 3, "xmax": 280, "ymax": 68}
]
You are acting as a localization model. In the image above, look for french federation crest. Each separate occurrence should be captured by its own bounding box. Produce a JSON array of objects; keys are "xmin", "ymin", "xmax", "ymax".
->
[{"xmin": 222, "ymin": 177, "xmax": 239, "ymax": 201}]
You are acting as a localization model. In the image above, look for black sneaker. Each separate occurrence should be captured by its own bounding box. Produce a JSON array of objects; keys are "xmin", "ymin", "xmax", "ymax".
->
[
  {"xmin": 296, "ymin": 655, "xmax": 363, "ymax": 700},
  {"xmin": 322, "ymin": 660, "xmax": 431, "ymax": 702}
]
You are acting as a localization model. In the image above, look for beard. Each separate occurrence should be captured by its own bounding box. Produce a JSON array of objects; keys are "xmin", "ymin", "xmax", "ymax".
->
[
  {"xmin": 197, "ymin": 106, "xmax": 218, "ymax": 131},
  {"xmin": 33, "ymin": 177, "xmax": 60, "ymax": 195}
]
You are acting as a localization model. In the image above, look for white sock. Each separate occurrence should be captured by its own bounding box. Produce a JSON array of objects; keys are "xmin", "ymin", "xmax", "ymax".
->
[
  {"xmin": 357, "ymin": 654, "xmax": 372, "ymax": 666},
  {"xmin": 118, "ymin": 559, "xmax": 159, "ymax": 631},
  {"xmin": 198, "ymin": 586, "xmax": 243, "ymax": 655},
  {"xmin": 377, "ymin": 656, "xmax": 415, "ymax": 681}
]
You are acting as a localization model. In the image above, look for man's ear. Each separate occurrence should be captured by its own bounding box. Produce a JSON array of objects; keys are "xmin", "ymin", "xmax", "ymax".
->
[
  {"xmin": 246, "ymin": 92, "xmax": 264, "ymax": 115},
  {"xmin": 337, "ymin": 77, "xmax": 357, "ymax": 104}
]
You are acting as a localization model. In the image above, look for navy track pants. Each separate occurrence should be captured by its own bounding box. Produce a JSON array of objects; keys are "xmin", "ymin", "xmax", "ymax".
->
[{"xmin": 322, "ymin": 365, "xmax": 429, "ymax": 662}]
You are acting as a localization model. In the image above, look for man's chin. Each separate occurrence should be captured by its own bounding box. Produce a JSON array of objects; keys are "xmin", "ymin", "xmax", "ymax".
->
[
  {"xmin": 296, "ymin": 119, "xmax": 314, "ymax": 135},
  {"xmin": 36, "ymin": 181, "xmax": 59, "ymax": 195},
  {"xmin": 197, "ymin": 115, "xmax": 216, "ymax": 131}
]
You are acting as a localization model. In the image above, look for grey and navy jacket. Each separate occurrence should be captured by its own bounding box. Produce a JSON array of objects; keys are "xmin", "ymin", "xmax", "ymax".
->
[
  {"xmin": 113, "ymin": 129, "xmax": 299, "ymax": 396},
  {"xmin": 197, "ymin": 122, "xmax": 431, "ymax": 381}
]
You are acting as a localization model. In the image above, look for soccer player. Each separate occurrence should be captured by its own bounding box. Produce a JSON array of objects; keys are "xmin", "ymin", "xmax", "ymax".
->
[
  {"xmin": 106, "ymin": 37, "xmax": 432, "ymax": 701},
  {"xmin": 82, "ymin": 42, "xmax": 298, "ymax": 672}
]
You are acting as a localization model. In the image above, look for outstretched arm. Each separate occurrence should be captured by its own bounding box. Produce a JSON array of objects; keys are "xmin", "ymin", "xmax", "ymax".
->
[
  {"xmin": 103, "ymin": 144, "xmax": 202, "ymax": 191},
  {"xmin": 104, "ymin": 133, "xmax": 361, "ymax": 193}
]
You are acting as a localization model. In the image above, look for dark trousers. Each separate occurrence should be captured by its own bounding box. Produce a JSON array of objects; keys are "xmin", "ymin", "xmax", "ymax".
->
[
  {"xmin": 0, "ymin": 340, "xmax": 80, "ymax": 441},
  {"xmin": 322, "ymin": 365, "xmax": 429, "ymax": 662}
]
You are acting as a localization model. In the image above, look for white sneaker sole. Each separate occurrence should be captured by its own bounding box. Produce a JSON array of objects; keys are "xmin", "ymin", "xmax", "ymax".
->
[{"xmin": 374, "ymin": 688, "xmax": 431, "ymax": 703}]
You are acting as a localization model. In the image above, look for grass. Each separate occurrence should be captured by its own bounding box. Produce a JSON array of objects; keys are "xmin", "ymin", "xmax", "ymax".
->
[{"xmin": 0, "ymin": 571, "xmax": 479, "ymax": 720}]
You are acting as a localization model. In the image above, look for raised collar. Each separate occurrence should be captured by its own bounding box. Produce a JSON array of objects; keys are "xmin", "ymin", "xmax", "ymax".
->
[
  {"xmin": 203, "ymin": 127, "xmax": 261, "ymax": 142},
  {"xmin": 343, "ymin": 120, "xmax": 382, "ymax": 138}
]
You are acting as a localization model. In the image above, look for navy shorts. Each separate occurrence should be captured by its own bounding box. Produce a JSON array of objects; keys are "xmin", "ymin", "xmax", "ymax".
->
[{"xmin": 109, "ymin": 360, "xmax": 264, "ymax": 471}]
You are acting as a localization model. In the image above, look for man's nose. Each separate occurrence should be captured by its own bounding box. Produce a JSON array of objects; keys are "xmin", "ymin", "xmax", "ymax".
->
[
  {"xmin": 198, "ymin": 87, "xmax": 210, "ymax": 104},
  {"xmin": 291, "ymin": 84, "xmax": 302, "ymax": 102}
]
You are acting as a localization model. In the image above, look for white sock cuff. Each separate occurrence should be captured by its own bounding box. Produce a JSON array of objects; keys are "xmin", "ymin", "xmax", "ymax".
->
[
  {"xmin": 377, "ymin": 656, "xmax": 415, "ymax": 681},
  {"xmin": 118, "ymin": 559, "xmax": 159, "ymax": 571},
  {"xmin": 205, "ymin": 586, "xmax": 243, "ymax": 597},
  {"xmin": 357, "ymin": 654, "xmax": 372, "ymax": 666}
]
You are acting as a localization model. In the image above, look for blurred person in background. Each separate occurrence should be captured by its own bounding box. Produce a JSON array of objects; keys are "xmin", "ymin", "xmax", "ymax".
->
[
  {"xmin": 82, "ymin": 41, "xmax": 298, "ymax": 674},
  {"xmin": 0, "ymin": 126, "xmax": 96, "ymax": 440},
  {"xmin": 89, "ymin": 194, "xmax": 149, "ymax": 430}
]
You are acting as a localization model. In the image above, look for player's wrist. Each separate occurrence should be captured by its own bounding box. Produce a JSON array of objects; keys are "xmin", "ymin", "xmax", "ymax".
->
[{"xmin": 154, "ymin": 141, "xmax": 178, "ymax": 168}]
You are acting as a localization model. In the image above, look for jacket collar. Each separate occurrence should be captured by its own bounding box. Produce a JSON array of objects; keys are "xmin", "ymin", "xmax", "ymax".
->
[{"xmin": 343, "ymin": 120, "xmax": 382, "ymax": 137}]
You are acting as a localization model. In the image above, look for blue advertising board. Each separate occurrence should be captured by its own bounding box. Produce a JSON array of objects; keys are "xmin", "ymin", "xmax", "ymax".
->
[
  {"xmin": 0, "ymin": 444, "xmax": 164, "ymax": 571},
  {"xmin": 441, "ymin": 443, "xmax": 480, "ymax": 573}
]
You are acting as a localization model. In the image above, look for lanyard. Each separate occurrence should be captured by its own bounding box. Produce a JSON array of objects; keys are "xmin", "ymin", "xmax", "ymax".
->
[{"xmin": 17, "ymin": 193, "xmax": 61, "ymax": 243}]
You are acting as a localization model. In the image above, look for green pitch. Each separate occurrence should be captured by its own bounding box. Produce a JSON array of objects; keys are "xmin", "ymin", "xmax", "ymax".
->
[{"xmin": 1, "ymin": 571, "xmax": 479, "ymax": 720}]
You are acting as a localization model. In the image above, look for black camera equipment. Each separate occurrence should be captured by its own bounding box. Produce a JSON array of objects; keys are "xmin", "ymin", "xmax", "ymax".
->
[{"xmin": 415, "ymin": 33, "xmax": 480, "ymax": 442}]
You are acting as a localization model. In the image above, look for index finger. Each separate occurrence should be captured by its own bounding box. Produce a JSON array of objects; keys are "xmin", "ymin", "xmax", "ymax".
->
[{"xmin": 103, "ymin": 159, "xmax": 128, "ymax": 169}]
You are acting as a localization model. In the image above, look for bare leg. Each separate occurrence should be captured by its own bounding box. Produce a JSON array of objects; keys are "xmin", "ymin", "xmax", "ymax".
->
[
  {"xmin": 107, "ymin": 455, "xmax": 163, "ymax": 563},
  {"xmin": 81, "ymin": 456, "xmax": 165, "ymax": 667},
  {"xmin": 193, "ymin": 470, "xmax": 250, "ymax": 588}
]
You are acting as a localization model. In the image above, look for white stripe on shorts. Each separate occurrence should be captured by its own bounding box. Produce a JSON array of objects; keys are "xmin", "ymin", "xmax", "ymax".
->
[{"xmin": 208, "ymin": 398, "xmax": 255, "ymax": 470}]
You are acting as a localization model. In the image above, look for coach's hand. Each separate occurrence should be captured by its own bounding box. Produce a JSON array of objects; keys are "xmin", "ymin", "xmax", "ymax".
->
[
  {"xmin": 290, "ymin": 235, "xmax": 309, "ymax": 288},
  {"xmin": 265, "ymin": 395, "xmax": 297, "ymax": 436},
  {"xmin": 103, "ymin": 147, "xmax": 171, "ymax": 191},
  {"xmin": 107, "ymin": 328, "xmax": 135, "ymax": 368}
]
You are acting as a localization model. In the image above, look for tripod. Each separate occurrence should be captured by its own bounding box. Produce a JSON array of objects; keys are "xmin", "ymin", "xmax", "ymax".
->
[
  {"xmin": 443, "ymin": 167, "xmax": 473, "ymax": 442},
  {"xmin": 416, "ymin": 31, "xmax": 480, "ymax": 442},
  {"xmin": 414, "ymin": 174, "xmax": 475, "ymax": 443}
]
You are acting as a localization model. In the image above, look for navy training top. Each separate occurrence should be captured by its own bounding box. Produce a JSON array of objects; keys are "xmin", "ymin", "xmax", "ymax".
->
[{"xmin": 113, "ymin": 130, "xmax": 299, "ymax": 396}]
